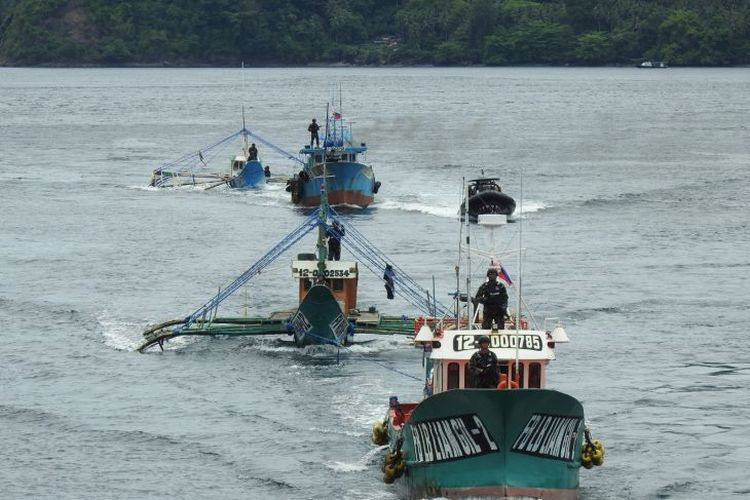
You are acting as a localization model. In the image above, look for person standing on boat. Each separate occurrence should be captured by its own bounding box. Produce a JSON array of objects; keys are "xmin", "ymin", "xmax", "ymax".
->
[
  {"xmin": 247, "ymin": 143, "xmax": 258, "ymax": 161},
  {"xmin": 475, "ymin": 268, "xmax": 508, "ymax": 329},
  {"xmin": 308, "ymin": 118, "xmax": 320, "ymax": 147},
  {"xmin": 327, "ymin": 220, "xmax": 344, "ymax": 261},
  {"xmin": 469, "ymin": 335, "xmax": 499, "ymax": 388}
]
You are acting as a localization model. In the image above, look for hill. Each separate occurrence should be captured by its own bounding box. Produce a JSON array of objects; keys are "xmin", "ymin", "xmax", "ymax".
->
[{"xmin": 1, "ymin": 0, "xmax": 748, "ymax": 66}]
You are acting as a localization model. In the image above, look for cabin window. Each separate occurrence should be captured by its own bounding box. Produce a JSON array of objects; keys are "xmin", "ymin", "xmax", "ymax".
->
[
  {"xmin": 511, "ymin": 363, "xmax": 525, "ymax": 388},
  {"xmin": 303, "ymin": 278, "xmax": 312, "ymax": 291},
  {"xmin": 528, "ymin": 363, "xmax": 542, "ymax": 388},
  {"xmin": 498, "ymin": 362, "xmax": 509, "ymax": 379},
  {"xmin": 315, "ymin": 155, "xmax": 323, "ymax": 163},
  {"xmin": 447, "ymin": 363, "xmax": 460, "ymax": 390},
  {"xmin": 332, "ymin": 279, "xmax": 344, "ymax": 291},
  {"xmin": 464, "ymin": 363, "xmax": 475, "ymax": 388}
]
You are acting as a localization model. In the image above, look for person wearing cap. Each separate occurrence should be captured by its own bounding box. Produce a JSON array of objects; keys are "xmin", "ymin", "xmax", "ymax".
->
[
  {"xmin": 474, "ymin": 268, "xmax": 508, "ymax": 329},
  {"xmin": 307, "ymin": 118, "xmax": 320, "ymax": 147},
  {"xmin": 469, "ymin": 335, "xmax": 498, "ymax": 388}
]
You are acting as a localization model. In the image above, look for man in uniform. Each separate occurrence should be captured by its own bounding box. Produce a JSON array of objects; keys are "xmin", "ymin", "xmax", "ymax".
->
[
  {"xmin": 469, "ymin": 335, "xmax": 499, "ymax": 388},
  {"xmin": 475, "ymin": 268, "xmax": 508, "ymax": 329},
  {"xmin": 327, "ymin": 220, "xmax": 344, "ymax": 261},
  {"xmin": 308, "ymin": 118, "xmax": 320, "ymax": 147}
]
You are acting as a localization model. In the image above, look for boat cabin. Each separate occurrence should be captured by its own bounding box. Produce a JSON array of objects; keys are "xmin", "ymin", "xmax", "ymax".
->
[
  {"xmin": 291, "ymin": 259, "xmax": 359, "ymax": 314},
  {"xmin": 415, "ymin": 328, "xmax": 561, "ymax": 393},
  {"xmin": 231, "ymin": 155, "xmax": 246, "ymax": 172},
  {"xmin": 299, "ymin": 144, "xmax": 367, "ymax": 166}
]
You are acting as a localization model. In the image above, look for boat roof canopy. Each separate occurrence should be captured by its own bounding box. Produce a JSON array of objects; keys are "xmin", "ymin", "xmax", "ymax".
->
[
  {"xmin": 469, "ymin": 177, "xmax": 500, "ymax": 183},
  {"xmin": 299, "ymin": 145, "xmax": 367, "ymax": 155}
]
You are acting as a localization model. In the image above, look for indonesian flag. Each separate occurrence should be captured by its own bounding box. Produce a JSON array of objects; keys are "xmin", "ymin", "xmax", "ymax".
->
[{"xmin": 332, "ymin": 111, "xmax": 342, "ymax": 120}]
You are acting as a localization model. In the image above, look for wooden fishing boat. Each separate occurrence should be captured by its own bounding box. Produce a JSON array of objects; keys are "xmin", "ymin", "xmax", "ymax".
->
[
  {"xmin": 371, "ymin": 211, "xmax": 604, "ymax": 497},
  {"xmin": 138, "ymin": 187, "xmax": 452, "ymax": 353},
  {"xmin": 286, "ymin": 102, "xmax": 380, "ymax": 208}
]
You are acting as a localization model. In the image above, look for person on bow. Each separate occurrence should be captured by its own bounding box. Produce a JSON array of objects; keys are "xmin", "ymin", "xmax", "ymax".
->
[
  {"xmin": 308, "ymin": 118, "xmax": 320, "ymax": 147},
  {"xmin": 247, "ymin": 143, "xmax": 258, "ymax": 161},
  {"xmin": 475, "ymin": 268, "xmax": 508, "ymax": 330},
  {"xmin": 469, "ymin": 335, "xmax": 499, "ymax": 388}
]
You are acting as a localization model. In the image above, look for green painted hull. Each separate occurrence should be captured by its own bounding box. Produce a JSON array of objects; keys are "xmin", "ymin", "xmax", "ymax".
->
[
  {"xmin": 290, "ymin": 284, "xmax": 349, "ymax": 347},
  {"xmin": 392, "ymin": 389, "xmax": 584, "ymax": 499}
]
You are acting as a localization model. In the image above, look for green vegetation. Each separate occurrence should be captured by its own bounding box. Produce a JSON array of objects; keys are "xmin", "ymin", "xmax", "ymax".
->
[{"xmin": 0, "ymin": 0, "xmax": 748, "ymax": 66}]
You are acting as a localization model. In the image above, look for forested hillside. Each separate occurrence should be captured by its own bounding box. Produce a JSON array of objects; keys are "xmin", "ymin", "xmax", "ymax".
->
[{"xmin": 0, "ymin": 0, "xmax": 748, "ymax": 66}]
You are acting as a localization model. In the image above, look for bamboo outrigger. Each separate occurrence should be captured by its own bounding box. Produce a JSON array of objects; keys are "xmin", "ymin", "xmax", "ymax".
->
[{"xmin": 138, "ymin": 186, "xmax": 453, "ymax": 353}]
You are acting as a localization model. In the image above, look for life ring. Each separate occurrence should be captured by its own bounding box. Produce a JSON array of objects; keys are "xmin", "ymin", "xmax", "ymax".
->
[{"xmin": 497, "ymin": 374, "xmax": 519, "ymax": 390}]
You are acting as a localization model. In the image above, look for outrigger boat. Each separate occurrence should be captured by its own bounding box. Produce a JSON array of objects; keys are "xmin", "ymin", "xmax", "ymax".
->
[
  {"xmin": 149, "ymin": 111, "xmax": 303, "ymax": 190},
  {"xmin": 371, "ymin": 209, "xmax": 604, "ymax": 498},
  {"xmin": 139, "ymin": 186, "xmax": 450, "ymax": 353},
  {"xmin": 286, "ymin": 101, "xmax": 380, "ymax": 208},
  {"xmin": 460, "ymin": 177, "xmax": 516, "ymax": 223}
]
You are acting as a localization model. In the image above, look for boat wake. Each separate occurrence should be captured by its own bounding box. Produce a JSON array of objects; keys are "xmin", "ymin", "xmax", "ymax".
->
[
  {"xmin": 378, "ymin": 197, "xmax": 547, "ymax": 219},
  {"xmin": 324, "ymin": 445, "xmax": 388, "ymax": 473},
  {"xmin": 98, "ymin": 313, "xmax": 196, "ymax": 352}
]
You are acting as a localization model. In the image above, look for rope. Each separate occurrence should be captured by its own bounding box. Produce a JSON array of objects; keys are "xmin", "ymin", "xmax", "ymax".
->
[
  {"xmin": 326, "ymin": 210, "xmax": 453, "ymax": 318},
  {"xmin": 176, "ymin": 211, "xmax": 319, "ymax": 332}
]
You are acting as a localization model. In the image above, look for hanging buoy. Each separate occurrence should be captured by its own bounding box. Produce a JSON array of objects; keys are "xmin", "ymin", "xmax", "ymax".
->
[{"xmin": 371, "ymin": 420, "xmax": 388, "ymax": 446}]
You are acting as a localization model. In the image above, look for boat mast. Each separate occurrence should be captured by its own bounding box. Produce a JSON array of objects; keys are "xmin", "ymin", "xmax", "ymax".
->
[
  {"xmin": 316, "ymin": 185, "xmax": 329, "ymax": 277},
  {"xmin": 514, "ymin": 168, "xmax": 523, "ymax": 383},
  {"xmin": 456, "ymin": 179, "xmax": 464, "ymax": 321},
  {"xmin": 464, "ymin": 177, "xmax": 473, "ymax": 330}
]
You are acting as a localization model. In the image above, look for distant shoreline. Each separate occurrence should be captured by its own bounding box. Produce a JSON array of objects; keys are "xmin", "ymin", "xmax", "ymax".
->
[{"xmin": 1, "ymin": 62, "xmax": 748, "ymax": 69}]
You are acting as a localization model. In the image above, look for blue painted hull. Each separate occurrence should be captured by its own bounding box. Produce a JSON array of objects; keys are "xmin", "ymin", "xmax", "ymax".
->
[
  {"xmin": 228, "ymin": 160, "xmax": 265, "ymax": 189},
  {"xmin": 299, "ymin": 161, "xmax": 375, "ymax": 207}
]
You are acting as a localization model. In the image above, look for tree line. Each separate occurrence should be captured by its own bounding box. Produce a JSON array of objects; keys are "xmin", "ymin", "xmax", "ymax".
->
[{"xmin": 1, "ymin": 0, "xmax": 748, "ymax": 66}]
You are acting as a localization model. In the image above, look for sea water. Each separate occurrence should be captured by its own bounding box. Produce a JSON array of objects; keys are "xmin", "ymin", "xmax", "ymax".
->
[{"xmin": 1, "ymin": 67, "xmax": 749, "ymax": 499}]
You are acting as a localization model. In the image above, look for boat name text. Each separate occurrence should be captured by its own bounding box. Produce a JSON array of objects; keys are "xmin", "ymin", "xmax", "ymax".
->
[
  {"xmin": 410, "ymin": 414, "xmax": 498, "ymax": 464},
  {"xmin": 299, "ymin": 268, "xmax": 351, "ymax": 278},
  {"xmin": 511, "ymin": 414, "xmax": 581, "ymax": 462},
  {"xmin": 291, "ymin": 311, "xmax": 312, "ymax": 336},
  {"xmin": 453, "ymin": 334, "xmax": 542, "ymax": 352}
]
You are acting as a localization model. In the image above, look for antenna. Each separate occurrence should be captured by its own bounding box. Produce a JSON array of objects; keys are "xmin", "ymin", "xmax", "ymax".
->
[
  {"xmin": 464, "ymin": 177, "xmax": 473, "ymax": 330},
  {"xmin": 514, "ymin": 166, "xmax": 524, "ymax": 385}
]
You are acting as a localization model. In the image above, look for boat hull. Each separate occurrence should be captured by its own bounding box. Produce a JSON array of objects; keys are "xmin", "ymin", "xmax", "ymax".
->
[
  {"xmin": 228, "ymin": 160, "xmax": 265, "ymax": 189},
  {"xmin": 462, "ymin": 191, "xmax": 516, "ymax": 221},
  {"xmin": 390, "ymin": 389, "xmax": 584, "ymax": 499},
  {"xmin": 297, "ymin": 161, "xmax": 375, "ymax": 208},
  {"xmin": 289, "ymin": 284, "xmax": 350, "ymax": 346}
]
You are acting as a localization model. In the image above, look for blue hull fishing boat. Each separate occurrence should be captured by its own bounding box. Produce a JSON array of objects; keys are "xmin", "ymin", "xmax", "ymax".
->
[
  {"xmin": 227, "ymin": 159, "xmax": 265, "ymax": 189},
  {"xmin": 287, "ymin": 103, "xmax": 380, "ymax": 208},
  {"xmin": 149, "ymin": 110, "xmax": 301, "ymax": 190}
]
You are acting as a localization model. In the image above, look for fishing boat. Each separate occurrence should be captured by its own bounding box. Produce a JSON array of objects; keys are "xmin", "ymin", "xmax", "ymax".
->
[
  {"xmin": 138, "ymin": 187, "xmax": 451, "ymax": 353},
  {"xmin": 371, "ymin": 211, "xmax": 604, "ymax": 497},
  {"xmin": 149, "ymin": 111, "xmax": 303, "ymax": 190},
  {"xmin": 460, "ymin": 177, "xmax": 516, "ymax": 222},
  {"xmin": 286, "ymin": 104, "xmax": 380, "ymax": 208},
  {"xmin": 637, "ymin": 60, "xmax": 668, "ymax": 68}
]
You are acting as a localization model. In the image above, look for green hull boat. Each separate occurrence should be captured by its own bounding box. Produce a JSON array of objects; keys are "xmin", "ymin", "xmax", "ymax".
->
[
  {"xmin": 390, "ymin": 388, "xmax": 584, "ymax": 499},
  {"xmin": 290, "ymin": 283, "xmax": 350, "ymax": 347}
]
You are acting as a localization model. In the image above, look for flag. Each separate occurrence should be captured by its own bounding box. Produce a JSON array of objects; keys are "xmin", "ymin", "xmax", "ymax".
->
[
  {"xmin": 499, "ymin": 266, "xmax": 513, "ymax": 286},
  {"xmin": 332, "ymin": 111, "xmax": 342, "ymax": 120}
]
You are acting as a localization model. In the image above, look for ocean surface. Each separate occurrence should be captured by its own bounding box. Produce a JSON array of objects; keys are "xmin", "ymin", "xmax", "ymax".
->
[{"xmin": 1, "ymin": 67, "xmax": 749, "ymax": 499}]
